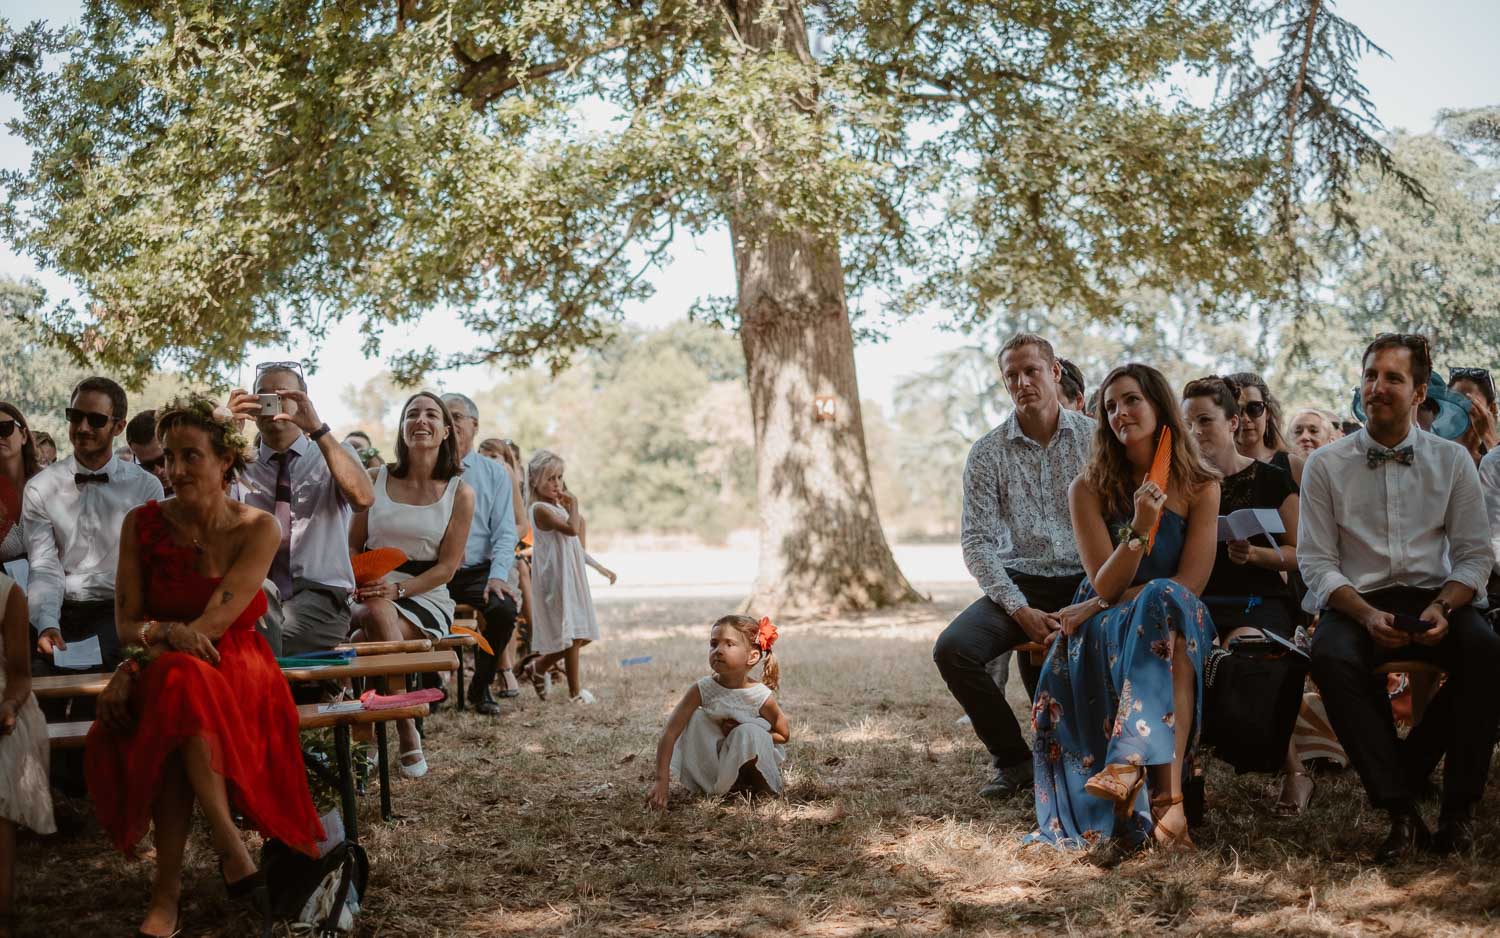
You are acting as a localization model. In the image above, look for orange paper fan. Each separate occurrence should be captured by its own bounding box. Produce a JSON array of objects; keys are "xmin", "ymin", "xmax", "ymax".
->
[
  {"xmin": 451, "ymin": 624, "xmax": 494, "ymax": 655},
  {"xmin": 352, "ymin": 547, "xmax": 407, "ymax": 586},
  {"xmin": 1145, "ymin": 427, "xmax": 1172, "ymax": 554}
]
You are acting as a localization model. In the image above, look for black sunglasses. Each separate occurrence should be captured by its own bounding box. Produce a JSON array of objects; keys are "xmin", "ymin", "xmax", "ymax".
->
[
  {"xmin": 1450, "ymin": 367, "xmax": 1495, "ymax": 399},
  {"xmin": 1241, "ymin": 400, "xmax": 1267, "ymax": 419},
  {"xmin": 0, "ymin": 420, "xmax": 17, "ymax": 439},
  {"xmin": 138, "ymin": 454, "xmax": 167, "ymax": 472},
  {"xmin": 65, "ymin": 407, "xmax": 114, "ymax": 430}
]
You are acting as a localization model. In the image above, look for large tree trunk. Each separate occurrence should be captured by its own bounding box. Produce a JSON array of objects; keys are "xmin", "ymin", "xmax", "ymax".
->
[
  {"xmin": 728, "ymin": 0, "xmax": 919, "ymax": 616},
  {"xmin": 733, "ymin": 226, "xmax": 922, "ymax": 615}
]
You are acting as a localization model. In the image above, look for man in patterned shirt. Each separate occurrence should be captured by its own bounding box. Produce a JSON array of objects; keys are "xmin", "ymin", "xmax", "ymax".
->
[{"xmin": 934, "ymin": 334, "xmax": 1095, "ymax": 798}]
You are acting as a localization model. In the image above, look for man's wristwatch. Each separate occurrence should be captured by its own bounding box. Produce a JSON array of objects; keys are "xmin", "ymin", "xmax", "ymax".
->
[
  {"xmin": 1430, "ymin": 598, "xmax": 1454, "ymax": 617},
  {"xmin": 309, "ymin": 422, "xmax": 332, "ymax": 442}
]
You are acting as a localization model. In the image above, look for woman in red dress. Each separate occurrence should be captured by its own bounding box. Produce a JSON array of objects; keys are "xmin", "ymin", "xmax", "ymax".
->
[{"xmin": 86, "ymin": 399, "xmax": 323, "ymax": 937}]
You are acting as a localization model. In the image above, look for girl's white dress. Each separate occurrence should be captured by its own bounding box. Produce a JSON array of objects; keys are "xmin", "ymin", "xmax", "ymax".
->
[
  {"xmin": 671, "ymin": 675, "xmax": 785, "ymax": 796},
  {"xmin": 0, "ymin": 573, "xmax": 55, "ymax": 833},
  {"xmin": 528, "ymin": 501, "xmax": 601, "ymax": 655}
]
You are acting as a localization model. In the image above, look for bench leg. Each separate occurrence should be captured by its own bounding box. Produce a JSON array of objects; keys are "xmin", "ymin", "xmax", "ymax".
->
[
  {"xmin": 376, "ymin": 719, "xmax": 394, "ymax": 822},
  {"xmin": 455, "ymin": 646, "xmax": 467, "ymax": 711},
  {"xmin": 334, "ymin": 723, "xmax": 360, "ymax": 844}
]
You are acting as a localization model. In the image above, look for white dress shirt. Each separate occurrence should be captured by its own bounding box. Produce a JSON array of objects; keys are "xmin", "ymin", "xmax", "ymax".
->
[
  {"xmin": 236, "ymin": 434, "xmax": 357, "ymax": 592},
  {"xmin": 1477, "ymin": 447, "xmax": 1500, "ymax": 572},
  {"xmin": 1297, "ymin": 425, "xmax": 1492, "ymax": 613},
  {"xmin": 22, "ymin": 453, "xmax": 164, "ymax": 633}
]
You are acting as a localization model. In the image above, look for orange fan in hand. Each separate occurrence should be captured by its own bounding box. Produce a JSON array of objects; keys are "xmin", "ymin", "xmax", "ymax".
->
[
  {"xmin": 352, "ymin": 547, "xmax": 407, "ymax": 587},
  {"xmin": 1145, "ymin": 427, "xmax": 1172, "ymax": 554}
]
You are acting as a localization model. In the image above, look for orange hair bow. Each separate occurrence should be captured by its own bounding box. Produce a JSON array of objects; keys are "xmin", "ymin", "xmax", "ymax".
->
[{"xmin": 756, "ymin": 617, "xmax": 778, "ymax": 652}]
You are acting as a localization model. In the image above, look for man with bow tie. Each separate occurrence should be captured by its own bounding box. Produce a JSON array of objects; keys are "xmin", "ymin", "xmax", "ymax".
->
[
  {"xmin": 21, "ymin": 378, "xmax": 162, "ymax": 740},
  {"xmin": 1300, "ymin": 333, "xmax": 1500, "ymax": 863}
]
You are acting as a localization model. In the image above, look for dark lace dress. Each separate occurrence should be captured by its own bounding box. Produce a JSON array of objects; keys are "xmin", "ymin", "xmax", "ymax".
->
[{"xmin": 1201, "ymin": 461, "xmax": 1297, "ymax": 639}]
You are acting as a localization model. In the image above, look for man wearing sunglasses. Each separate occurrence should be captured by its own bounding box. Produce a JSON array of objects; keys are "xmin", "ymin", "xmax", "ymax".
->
[
  {"xmin": 226, "ymin": 361, "xmax": 375, "ymax": 656},
  {"xmin": 21, "ymin": 377, "xmax": 163, "ymax": 719},
  {"xmin": 125, "ymin": 409, "xmax": 172, "ymax": 496}
]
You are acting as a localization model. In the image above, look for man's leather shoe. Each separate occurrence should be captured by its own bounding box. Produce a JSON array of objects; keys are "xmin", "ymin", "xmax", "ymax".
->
[
  {"xmin": 468, "ymin": 688, "xmax": 502, "ymax": 716},
  {"xmin": 979, "ymin": 760, "xmax": 1034, "ymax": 799},
  {"xmin": 1432, "ymin": 813, "xmax": 1476, "ymax": 855},
  {"xmin": 1375, "ymin": 812, "xmax": 1430, "ymax": 864}
]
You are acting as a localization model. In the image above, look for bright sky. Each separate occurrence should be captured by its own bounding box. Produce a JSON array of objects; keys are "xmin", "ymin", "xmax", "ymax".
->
[{"xmin": 0, "ymin": 0, "xmax": 1496, "ymax": 432}]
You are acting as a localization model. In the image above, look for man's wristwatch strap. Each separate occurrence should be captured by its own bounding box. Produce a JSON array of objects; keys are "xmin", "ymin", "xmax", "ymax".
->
[{"xmin": 309, "ymin": 423, "xmax": 333, "ymax": 442}]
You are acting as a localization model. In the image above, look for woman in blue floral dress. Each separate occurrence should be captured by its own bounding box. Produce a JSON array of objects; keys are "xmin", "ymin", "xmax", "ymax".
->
[{"xmin": 1030, "ymin": 363, "xmax": 1220, "ymax": 854}]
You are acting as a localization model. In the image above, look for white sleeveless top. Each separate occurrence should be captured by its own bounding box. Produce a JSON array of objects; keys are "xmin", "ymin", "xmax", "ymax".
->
[{"xmin": 367, "ymin": 467, "xmax": 461, "ymax": 638}]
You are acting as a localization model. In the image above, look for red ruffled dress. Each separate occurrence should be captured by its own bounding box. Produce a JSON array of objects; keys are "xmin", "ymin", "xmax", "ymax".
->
[{"xmin": 85, "ymin": 501, "xmax": 324, "ymax": 857}]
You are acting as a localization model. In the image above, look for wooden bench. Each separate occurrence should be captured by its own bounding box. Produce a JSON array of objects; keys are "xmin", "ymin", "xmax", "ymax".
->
[
  {"xmin": 38, "ymin": 650, "xmax": 459, "ymax": 836},
  {"xmin": 46, "ymin": 701, "xmax": 430, "ymax": 843},
  {"xmin": 334, "ymin": 638, "xmax": 433, "ymax": 656},
  {"xmin": 1016, "ymin": 642, "xmax": 1048, "ymax": 666}
]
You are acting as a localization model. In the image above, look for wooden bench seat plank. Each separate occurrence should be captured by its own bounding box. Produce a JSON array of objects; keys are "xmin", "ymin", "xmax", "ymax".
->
[
  {"xmin": 1375, "ymin": 660, "xmax": 1447, "ymax": 676},
  {"xmin": 434, "ymin": 634, "xmax": 477, "ymax": 650},
  {"xmin": 334, "ymin": 639, "xmax": 433, "ymax": 656},
  {"xmin": 294, "ymin": 702, "xmax": 432, "ymax": 730},
  {"xmin": 280, "ymin": 650, "xmax": 458, "ymax": 683},
  {"xmin": 35, "ymin": 650, "xmax": 459, "ymax": 699}
]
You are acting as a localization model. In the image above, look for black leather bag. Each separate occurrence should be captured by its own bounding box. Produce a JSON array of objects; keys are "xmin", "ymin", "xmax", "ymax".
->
[{"xmin": 1202, "ymin": 640, "xmax": 1308, "ymax": 774}]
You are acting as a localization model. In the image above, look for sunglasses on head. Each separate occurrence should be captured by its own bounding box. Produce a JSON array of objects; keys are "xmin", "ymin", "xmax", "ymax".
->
[
  {"xmin": 0, "ymin": 419, "xmax": 19, "ymax": 439},
  {"xmin": 1450, "ymin": 367, "xmax": 1495, "ymax": 398},
  {"xmin": 1241, "ymin": 400, "xmax": 1267, "ymax": 419},
  {"xmin": 65, "ymin": 407, "xmax": 114, "ymax": 430}
]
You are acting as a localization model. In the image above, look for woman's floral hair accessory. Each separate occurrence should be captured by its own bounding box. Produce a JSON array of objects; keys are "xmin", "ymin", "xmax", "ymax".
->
[
  {"xmin": 756, "ymin": 616, "xmax": 778, "ymax": 652},
  {"xmin": 159, "ymin": 392, "xmax": 254, "ymax": 457}
]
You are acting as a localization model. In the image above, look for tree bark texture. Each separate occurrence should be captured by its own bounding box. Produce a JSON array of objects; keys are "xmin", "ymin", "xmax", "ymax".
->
[
  {"xmin": 732, "ymin": 226, "xmax": 922, "ymax": 615},
  {"xmin": 725, "ymin": 0, "xmax": 920, "ymax": 615}
]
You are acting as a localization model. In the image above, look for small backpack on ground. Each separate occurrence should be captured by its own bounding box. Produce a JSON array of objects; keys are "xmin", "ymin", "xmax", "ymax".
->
[{"xmin": 262, "ymin": 837, "xmax": 370, "ymax": 936}]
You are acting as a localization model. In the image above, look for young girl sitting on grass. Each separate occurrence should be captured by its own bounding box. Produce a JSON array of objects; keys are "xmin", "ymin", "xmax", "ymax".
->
[{"xmin": 648, "ymin": 615, "xmax": 789, "ymax": 810}]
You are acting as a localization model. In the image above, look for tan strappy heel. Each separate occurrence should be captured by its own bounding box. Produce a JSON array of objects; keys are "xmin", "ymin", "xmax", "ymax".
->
[
  {"xmin": 1084, "ymin": 763, "xmax": 1147, "ymax": 817},
  {"xmin": 1150, "ymin": 793, "xmax": 1196, "ymax": 851}
]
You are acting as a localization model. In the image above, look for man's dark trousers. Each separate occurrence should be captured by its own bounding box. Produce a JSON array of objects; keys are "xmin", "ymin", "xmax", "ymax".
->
[
  {"xmin": 449, "ymin": 563, "xmax": 519, "ymax": 700},
  {"xmin": 933, "ymin": 571, "xmax": 1082, "ymax": 770},
  {"xmin": 1310, "ymin": 586, "xmax": 1500, "ymax": 815}
]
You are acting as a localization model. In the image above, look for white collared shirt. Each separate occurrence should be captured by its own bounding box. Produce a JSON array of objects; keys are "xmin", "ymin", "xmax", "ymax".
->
[
  {"xmin": 960, "ymin": 404, "xmax": 1095, "ymax": 613},
  {"xmin": 236, "ymin": 433, "xmax": 358, "ymax": 592},
  {"xmin": 22, "ymin": 453, "xmax": 164, "ymax": 633},
  {"xmin": 1297, "ymin": 425, "xmax": 1491, "ymax": 613}
]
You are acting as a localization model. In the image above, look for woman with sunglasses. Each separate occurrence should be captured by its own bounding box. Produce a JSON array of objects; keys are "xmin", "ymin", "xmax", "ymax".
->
[
  {"xmin": 0, "ymin": 404, "xmax": 41, "ymax": 566},
  {"xmin": 1227, "ymin": 373, "xmax": 1305, "ymax": 488},
  {"xmin": 1450, "ymin": 368, "xmax": 1499, "ymax": 466}
]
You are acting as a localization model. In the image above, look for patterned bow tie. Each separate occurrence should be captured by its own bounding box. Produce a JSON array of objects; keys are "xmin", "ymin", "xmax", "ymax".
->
[
  {"xmin": 1366, "ymin": 446, "xmax": 1415, "ymax": 469},
  {"xmin": 74, "ymin": 472, "xmax": 109, "ymax": 485}
]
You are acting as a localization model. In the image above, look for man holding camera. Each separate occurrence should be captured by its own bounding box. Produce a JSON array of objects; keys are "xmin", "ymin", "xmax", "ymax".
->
[
  {"xmin": 228, "ymin": 362, "xmax": 375, "ymax": 655},
  {"xmin": 1301, "ymin": 333, "xmax": 1500, "ymax": 862}
]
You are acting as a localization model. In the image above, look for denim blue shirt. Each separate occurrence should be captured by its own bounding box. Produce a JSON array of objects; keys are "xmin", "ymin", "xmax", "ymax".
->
[{"xmin": 461, "ymin": 451, "xmax": 517, "ymax": 582}]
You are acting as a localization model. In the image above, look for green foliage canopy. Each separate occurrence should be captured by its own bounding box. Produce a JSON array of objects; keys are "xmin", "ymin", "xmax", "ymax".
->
[{"xmin": 0, "ymin": 1, "xmax": 1401, "ymax": 382}]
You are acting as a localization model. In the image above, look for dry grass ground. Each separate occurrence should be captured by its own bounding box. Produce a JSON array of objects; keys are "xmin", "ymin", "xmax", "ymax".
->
[{"xmin": 16, "ymin": 586, "xmax": 1500, "ymax": 936}]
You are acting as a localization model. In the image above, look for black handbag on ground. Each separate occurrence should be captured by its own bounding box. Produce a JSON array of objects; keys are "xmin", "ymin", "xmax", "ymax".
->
[
  {"xmin": 262, "ymin": 837, "xmax": 370, "ymax": 936},
  {"xmin": 1202, "ymin": 638, "xmax": 1308, "ymax": 774}
]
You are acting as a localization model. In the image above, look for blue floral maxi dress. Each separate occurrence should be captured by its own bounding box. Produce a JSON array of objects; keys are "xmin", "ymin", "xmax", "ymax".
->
[{"xmin": 1028, "ymin": 510, "xmax": 1216, "ymax": 848}]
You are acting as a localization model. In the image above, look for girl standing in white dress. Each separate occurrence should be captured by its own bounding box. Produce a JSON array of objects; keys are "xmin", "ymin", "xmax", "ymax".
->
[
  {"xmin": 522, "ymin": 450, "xmax": 602, "ymax": 704},
  {"xmin": 0, "ymin": 571, "xmax": 55, "ymax": 937},
  {"xmin": 349, "ymin": 391, "xmax": 475, "ymax": 778},
  {"xmin": 649, "ymin": 615, "xmax": 789, "ymax": 809}
]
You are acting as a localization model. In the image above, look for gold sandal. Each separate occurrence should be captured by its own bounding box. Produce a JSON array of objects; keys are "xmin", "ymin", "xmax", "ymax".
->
[
  {"xmin": 1150, "ymin": 793, "xmax": 1196, "ymax": 851},
  {"xmin": 1084, "ymin": 763, "xmax": 1147, "ymax": 817}
]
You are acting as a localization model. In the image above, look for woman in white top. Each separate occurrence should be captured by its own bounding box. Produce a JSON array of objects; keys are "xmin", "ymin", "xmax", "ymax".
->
[
  {"xmin": 522, "ymin": 450, "xmax": 601, "ymax": 704},
  {"xmin": 349, "ymin": 392, "xmax": 474, "ymax": 778},
  {"xmin": 0, "ymin": 572, "xmax": 54, "ymax": 937}
]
